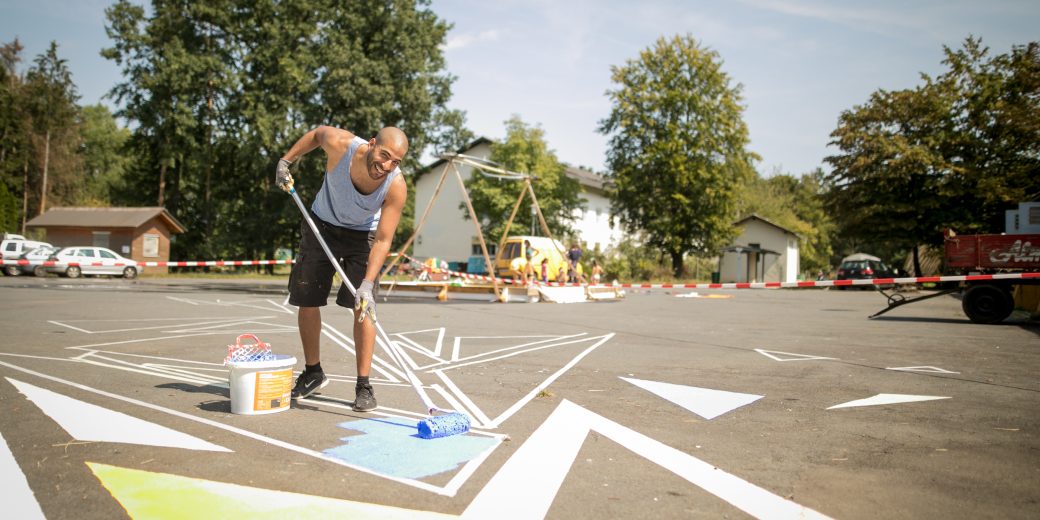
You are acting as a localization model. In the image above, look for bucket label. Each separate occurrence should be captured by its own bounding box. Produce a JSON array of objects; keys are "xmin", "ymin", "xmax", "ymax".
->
[{"xmin": 253, "ymin": 369, "xmax": 292, "ymax": 411}]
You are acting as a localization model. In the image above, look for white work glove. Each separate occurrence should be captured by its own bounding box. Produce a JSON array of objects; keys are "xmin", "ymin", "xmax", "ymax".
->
[
  {"xmin": 355, "ymin": 279, "xmax": 376, "ymax": 322},
  {"xmin": 275, "ymin": 158, "xmax": 294, "ymax": 191}
]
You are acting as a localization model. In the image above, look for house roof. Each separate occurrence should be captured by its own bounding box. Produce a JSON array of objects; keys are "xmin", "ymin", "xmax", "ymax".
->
[
  {"xmin": 27, "ymin": 207, "xmax": 187, "ymax": 234},
  {"xmin": 735, "ymin": 214, "xmax": 799, "ymax": 237},
  {"xmin": 419, "ymin": 136, "xmax": 608, "ymax": 191},
  {"xmin": 420, "ymin": 137, "xmax": 495, "ymax": 174},
  {"xmin": 564, "ymin": 166, "xmax": 607, "ymax": 191}
]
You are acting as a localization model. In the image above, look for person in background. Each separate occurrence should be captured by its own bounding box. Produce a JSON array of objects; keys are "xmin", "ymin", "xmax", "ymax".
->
[
  {"xmin": 541, "ymin": 258, "xmax": 549, "ymax": 283},
  {"xmin": 523, "ymin": 239, "xmax": 539, "ymax": 284},
  {"xmin": 591, "ymin": 259, "xmax": 604, "ymax": 285}
]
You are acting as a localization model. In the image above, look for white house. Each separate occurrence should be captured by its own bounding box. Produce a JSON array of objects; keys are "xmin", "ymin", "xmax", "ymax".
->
[
  {"xmin": 412, "ymin": 138, "xmax": 621, "ymax": 271},
  {"xmin": 718, "ymin": 215, "xmax": 800, "ymax": 283}
]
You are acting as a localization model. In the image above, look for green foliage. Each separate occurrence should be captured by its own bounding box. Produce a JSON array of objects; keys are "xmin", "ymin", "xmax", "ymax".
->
[
  {"xmin": 75, "ymin": 104, "xmax": 131, "ymax": 205},
  {"xmin": 599, "ymin": 35, "xmax": 758, "ymax": 277},
  {"xmin": 825, "ymin": 37, "xmax": 1040, "ymax": 269},
  {"xmin": 735, "ymin": 169, "xmax": 835, "ymax": 275},
  {"xmin": 102, "ymin": 0, "xmax": 460, "ymax": 261},
  {"xmin": 601, "ymin": 235, "xmax": 664, "ymax": 282},
  {"xmin": 0, "ymin": 181, "xmax": 18, "ymax": 232},
  {"xmin": 464, "ymin": 116, "xmax": 583, "ymax": 244},
  {"xmin": 0, "ymin": 38, "xmax": 29, "ymax": 200}
]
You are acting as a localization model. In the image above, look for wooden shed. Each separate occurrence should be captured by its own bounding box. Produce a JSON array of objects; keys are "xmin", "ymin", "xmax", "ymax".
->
[{"xmin": 26, "ymin": 207, "xmax": 187, "ymax": 267}]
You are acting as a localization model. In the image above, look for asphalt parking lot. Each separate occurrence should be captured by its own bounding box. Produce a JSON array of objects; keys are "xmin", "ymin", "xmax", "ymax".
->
[{"xmin": 1, "ymin": 275, "xmax": 1038, "ymax": 519}]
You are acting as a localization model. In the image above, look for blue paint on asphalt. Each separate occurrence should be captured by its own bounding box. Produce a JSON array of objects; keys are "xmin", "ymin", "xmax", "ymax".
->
[{"xmin": 323, "ymin": 417, "xmax": 497, "ymax": 479}]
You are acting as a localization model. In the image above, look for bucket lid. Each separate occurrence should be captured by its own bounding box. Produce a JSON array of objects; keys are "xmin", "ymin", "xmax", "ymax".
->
[{"xmin": 227, "ymin": 354, "xmax": 297, "ymax": 369}]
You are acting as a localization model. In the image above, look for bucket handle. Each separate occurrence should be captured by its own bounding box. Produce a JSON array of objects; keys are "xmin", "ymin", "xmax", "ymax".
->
[{"xmin": 236, "ymin": 334, "xmax": 264, "ymax": 347}]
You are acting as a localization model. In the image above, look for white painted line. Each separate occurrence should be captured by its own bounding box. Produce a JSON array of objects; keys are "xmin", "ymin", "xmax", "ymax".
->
[
  {"xmin": 620, "ymin": 377, "xmax": 763, "ymax": 420},
  {"xmin": 485, "ymin": 334, "xmax": 614, "ymax": 429},
  {"xmin": 451, "ymin": 336, "xmax": 462, "ymax": 362},
  {"xmin": 434, "ymin": 327, "xmax": 446, "ymax": 358},
  {"xmin": 431, "ymin": 374, "xmax": 493, "ymax": 428},
  {"xmin": 62, "ymin": 332, "xmax": 251, "ymax": 350},
  {"xmin": 51, "ymin": 316, "xmax": 278, "ymax": 334},
  {"xmin": 167, "ymin": 296, "xmax": 200, "ymax": 306},
  {"xmin": 828, "ymin": 393, "xmax": 951, "ymax": 410},
  {"xmin": 0, "ymin": 431, "xmax": 45, "ymax": 519},
  {"xmin": 7, "ymin": 378, "xmax": 231, "ymax": 452},
  {"xmin": 443, "ymin": 334, "xmax": 600, "ymax": 373},
  {"xmin": 48, "ymin": 320, "xmax": 95, "ymax": 334},
  {"xmin": 755, "ymin": 349, "xmax": 837, "ymax": 362},
  {"xmin": 266, "ymin": 298, "xmax": 296, "ymax": 315},
  {"xmin": 321, "ymin": 325, "xmax": 403, "ymax": 383},
  {"xmin": 464, "ymin": 399, "xmax": 830, "ymax": 520},
  {"xmin": 75, "ymin": 351, "xmax": 225, "ymax": 367},
  {"xmin": 142, "ymin": 364, "xmax": 227, "ymax": 385},
  {"xmin": 451, "ymin": 334, "xmax": 587, "ymax": 364},
  {"xmin": 77, "ymin": 357, "xmax": 218, "ymax": 386},
  {"xmin": 0, "ymin": 360, "xmax": 463, "ymax": 496},
  {"xmin": 885, "ymin": 366, "xmax": 960, "ymax": 374}
]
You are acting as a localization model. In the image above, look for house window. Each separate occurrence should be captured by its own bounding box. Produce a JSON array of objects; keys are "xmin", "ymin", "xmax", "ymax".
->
[
  {"xmin": 471, "ymin": 241, "xmax": 496, "ymax": 256},
  {"xmin": 143, "ymin": 234, "xmax": 160, "ymax": 258},
  {"xmin": 92, "ymin": 231, "xmax": 110, "ymax": 248}
]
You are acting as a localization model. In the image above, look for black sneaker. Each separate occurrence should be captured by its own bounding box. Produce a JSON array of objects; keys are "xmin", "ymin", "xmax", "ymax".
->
[
  {"xmin": 291, "ymin": 370, "xmax": 328, "ymax": 399},
  {"xmin": 353, "ymin": 383, "xmax": 377, "ymax": 412}
]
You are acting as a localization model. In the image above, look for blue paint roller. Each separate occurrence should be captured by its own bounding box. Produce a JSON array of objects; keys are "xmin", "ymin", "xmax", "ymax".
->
[{"xmin": 286, "ymin": 183, "xmax": 471, "ymax": 439}]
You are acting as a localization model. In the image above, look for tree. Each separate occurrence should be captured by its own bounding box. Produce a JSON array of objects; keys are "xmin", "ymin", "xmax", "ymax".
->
[
  {"xmin": 23, "ymin": 42, "xmax": 81, "ymax": 218},
  {"xmin": 0, "ymin": 38, "xmax": 29, "ymax": 231},
  {"xmin": 76, "ymin": 104, "xmax": 131, "ymax": 205},
  {"xmin": 464, "ymin": 116, "xmax": 583, "ymax": 245},
  {"xmin": 825, "ymin": 38, "xmax": 1039, "ymax": 274},
  {"xmin": 103, "ymin": 0, "xmax": 460, "ymax": 263},
  {"xmin": 599, "ymin": 35, "xmax": 758, "ymax": 277},
  {"xmin": 735, "ymin": 170, "xmax": 835, "ymax": 276}
]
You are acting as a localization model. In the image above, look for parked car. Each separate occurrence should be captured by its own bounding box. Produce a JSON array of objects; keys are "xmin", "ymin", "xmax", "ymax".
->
[
  {"xmin": 9, "ymin": 245, "xmax": 60, "ymax": 277},
  {"xmin": 45, "ymin": 246, "xmax": 142, "ymax": 279},
  {"xmin": 2, "ymin": 237, "xmax": 53, "ymax": 275},
  {"xmin": 836, "ymin": 253, "xmax": 898, "ymax": 289}
]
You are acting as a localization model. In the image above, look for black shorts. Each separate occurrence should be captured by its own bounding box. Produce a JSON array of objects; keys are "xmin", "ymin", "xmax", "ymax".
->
[{"xmin": 288, "ymin": 213, "xmax": 377, "ymax": 308}]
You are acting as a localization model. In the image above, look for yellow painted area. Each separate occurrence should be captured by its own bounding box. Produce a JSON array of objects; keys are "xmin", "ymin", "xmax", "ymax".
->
[{"xmin": 87, "ymin": 462, "xmax": 458, "ymax": 520}]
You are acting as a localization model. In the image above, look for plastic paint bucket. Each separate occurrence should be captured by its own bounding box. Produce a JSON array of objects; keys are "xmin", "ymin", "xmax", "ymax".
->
[{"xmin": 228, "ymin": 354, "xmax": 297, "ymax": 415}]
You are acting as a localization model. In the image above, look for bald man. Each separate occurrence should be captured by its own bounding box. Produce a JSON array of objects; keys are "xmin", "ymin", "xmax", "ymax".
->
[{"xmin": 276, "ymin": 126, "xmax": 409, "ymax": 412}]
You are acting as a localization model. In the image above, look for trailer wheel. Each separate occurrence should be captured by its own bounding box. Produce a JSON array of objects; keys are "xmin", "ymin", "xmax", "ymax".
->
[{"xmin": 962, "ymin": 284, "xmax": 1014, "ymax": 324}]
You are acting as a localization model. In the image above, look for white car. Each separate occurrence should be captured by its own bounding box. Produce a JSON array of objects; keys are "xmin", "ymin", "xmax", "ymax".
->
[
  {"xmin": 2, "ymin": 238, "xmax": 53, "ymax": 275},
  {"xmin": 7, "ymin": 245, "xmax": 60, "ymax": 277},
  {"xmin": 46, "ymin": 246, "xmax": 142, "ymax": 279}
]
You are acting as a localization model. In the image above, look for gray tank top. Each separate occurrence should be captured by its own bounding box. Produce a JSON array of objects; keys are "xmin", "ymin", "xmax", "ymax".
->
[{"xmin": 311, "ymin": 136, "xmax": 400, "ymax": 231}]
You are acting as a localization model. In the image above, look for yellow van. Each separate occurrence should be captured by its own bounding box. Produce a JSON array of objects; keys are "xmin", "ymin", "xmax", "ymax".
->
[{"xmin": 493, "ymin": 236, "xmax": 580, "ymax": 282}]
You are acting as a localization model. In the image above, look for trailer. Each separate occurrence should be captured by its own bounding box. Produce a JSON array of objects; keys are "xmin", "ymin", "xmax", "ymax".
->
[{"xmin": 871, "ymin": 230, "xmax": 1040, "ymax": 323}]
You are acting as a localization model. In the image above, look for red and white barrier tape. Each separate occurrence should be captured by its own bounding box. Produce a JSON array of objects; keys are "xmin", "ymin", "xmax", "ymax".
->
[
  {"xmin": 1, "ymin": 259, "xmax": 292, "ymax": 268},
  {"xmin": 5, "ymin": 256, "xmax": 1038, "ymax": 289},
  {"xmin": 399, "ymin": 254, "xmax": 1040, "ymax": 290}
]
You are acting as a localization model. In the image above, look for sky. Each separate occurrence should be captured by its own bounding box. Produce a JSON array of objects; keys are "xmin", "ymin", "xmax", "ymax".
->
[{"xmin": 2, "ymin": 0, "xmax": 1038, "ymax": 176}]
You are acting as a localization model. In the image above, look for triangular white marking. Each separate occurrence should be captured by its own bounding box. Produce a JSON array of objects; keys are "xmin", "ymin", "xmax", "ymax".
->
[
  {"xmin": 7, "ymin": 378, "xmax": 231, "ymax": 452},
  {"xmin": 463, "ymin": 400, "xmax": 830, "ymax": 519},
  {"xmin": 885, "ymin": 366, "xmax": 960, "ymax": 374},
  {"xmin": 621, "ymin": 377, "xmax": 763, "ymax": 420},
  {"xmin": 755, "ymin": 349, "xmax": 837, "ymax": 362},
  {"xmin": 0, "ymin": 432, "xmax": 45, "ymax": 519},
  {"xmin": 827, "ymin": 393, "xmax": 950, "ymax": 410}
]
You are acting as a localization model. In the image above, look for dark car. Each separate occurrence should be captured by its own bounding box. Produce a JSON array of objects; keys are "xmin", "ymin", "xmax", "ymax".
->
[{"xmin": 836, "ymin": 254, "xmax": 898, "ymax": 289}]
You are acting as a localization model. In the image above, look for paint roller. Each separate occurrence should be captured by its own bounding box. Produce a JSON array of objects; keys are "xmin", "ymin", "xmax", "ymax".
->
[{"xmin": 284, "ymin": 180, "xmax": 471, "ymax": 439}]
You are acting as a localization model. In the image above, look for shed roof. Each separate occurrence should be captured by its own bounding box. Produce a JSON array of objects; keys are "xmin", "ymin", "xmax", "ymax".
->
[
  {"xmin": 27, "ymin": 207, "xmax": 187, "ymax": 234},
  {"xmin": 735, "ymin": 214, "xmax": 799, "ymax": 237}
]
